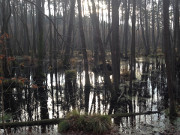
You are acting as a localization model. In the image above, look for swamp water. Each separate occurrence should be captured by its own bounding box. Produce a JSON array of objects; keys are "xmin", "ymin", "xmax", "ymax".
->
[{"xmin": 0, "ymin": 57, "xmax": 180, "ymax": 135}]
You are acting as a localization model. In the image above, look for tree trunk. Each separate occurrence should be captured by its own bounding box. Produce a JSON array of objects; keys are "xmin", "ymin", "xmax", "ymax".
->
[
  {"xmin": 35, "ymin": 0, "xmax": 49, "ymax": 124},
  {"xmin": 89, "ymin": 0, "xmax": 113, "ymax": 113},
  {"xmin": 53, "ymin": 0, "xmax": 59, "ymax": 117},
  {"xmin": 1, "ymin": 0, "xmax": 11, "ymax": 78},
  {"xmin": 123, "ymin": 0, "xmax": 130, "ymax": 58},
  {"xmin": 110, "ymin": 0, "xmax": 120, "ymax": 114},
  {"xmin": 174, "ymin": 0, "xmax": 180, "ymax": 56},
  {"xmin": 48, "ymin": 0, "xmax": 54, "ymax": 116},
  {"xmin": 77, "ymin": 0, "xmax": 91, "ymax": 113},
  {"xmin": 155, "ymin": 1, "xmax": 160, "ymax": 52},
  {"xmin": 107, "ymin": 0, "xmax": 112, "ymax": 51},
  {"xmin": 64, "ymin": 0, "xmax": 76, "ymax": 70},
  {"xmin": 129, "ymin": 0, "xmax": 136, "ymax": 114},
  {"xmin": 163, "ymin": 0, "xmax": 177, "ymax": 117},
  {"xmin": 139, "ymin": 0, "xmax": 148, "ymax": 56},
  {"xmin": 152, "ymin": 0, "xmax": 156, "ymax": 54},
  {"xmin": 144, "ymin": 0, "xmax": 150, "ymax": 55},
  {"xmin": 32, "ymin": 2, "xmax": 37, "ymax": 56}
]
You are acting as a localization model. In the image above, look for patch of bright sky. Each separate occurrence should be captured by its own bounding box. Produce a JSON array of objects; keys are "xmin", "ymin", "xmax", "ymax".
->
[
  {"xmin": 44, "ymin": 0, "xmax": 157, "ymax": 26},
  {"xmin": 44, "ymin": 0, "xmax": 109, "ymax": 22},
  {"xmin": 82, "ymin": 0, "xmax": 108, "ymax": 18},
  {"xmin": 44, "ymin": 1, "xmax": 55, "ymax": 16}
]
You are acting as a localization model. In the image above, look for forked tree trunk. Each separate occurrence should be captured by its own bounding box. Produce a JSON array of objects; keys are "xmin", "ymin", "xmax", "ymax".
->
[{"xmin": 89, "ymin": 0, "xmax": 114, "ymax": 113}]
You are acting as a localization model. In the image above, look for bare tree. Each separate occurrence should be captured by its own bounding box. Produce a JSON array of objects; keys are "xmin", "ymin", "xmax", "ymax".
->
[
  {"xmin": 88, "ymin": 0, "xmax": 114, "ymax": 114},
  {"xmin": 123, "ymin": 0, "xmax": 130, "ymax": 58},
  {"xmin": 109, "ymin": 0, "xmax": 120, "ymax": 114},
  {"xmin": 64, "ymin": 0, "xmax": 76, "ymax": 69},
  {"xmin": 163, "ymin": 0, "xmax": 177, "ymax": 117},
  {"xmin": 77, "ymin": 0, "xmax": 91, "ymax": 113},
  {"xmin": 174, "ymin": 0, "xmax": 180, "ymax": 55}
]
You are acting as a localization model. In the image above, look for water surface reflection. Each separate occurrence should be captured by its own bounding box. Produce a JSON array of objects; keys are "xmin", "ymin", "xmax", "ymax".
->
[{"xmin": 1, "ymin": 57, "xmax": 179, "ymax": 134}]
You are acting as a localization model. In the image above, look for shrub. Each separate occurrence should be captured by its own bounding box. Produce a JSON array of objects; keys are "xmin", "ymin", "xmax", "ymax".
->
[
  {"xmin": 58, "ymin": 110, "xmax": 112, "ymax": 135},
  {"xmin": 65, "ymin": 70, "xmax": 76, "ymax": 81},
  {"xmin": 66, "ymin": 110, "xmax": 81, "ymax": 130},
  {"xmin": 86, "ymin": 114, "xmax": 111, "ymax": 134},
  {"xmin": 58, "ymin": 120, "xmax": 70, "ymax": 133},
  {"xmin": 0, "ymin": 113, "xmax": 12, "ymax": 122}
]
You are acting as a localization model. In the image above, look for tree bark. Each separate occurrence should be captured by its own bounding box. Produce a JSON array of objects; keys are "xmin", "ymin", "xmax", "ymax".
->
[
  {"xmin": 64, "ymin": 0, "xmax": 76, "ymax": 70},
  {"xmin": 89, "ymin": 0, "xmax": 113, "ymax": 113},
  {"xmin": 174, "ymin": 0, "xmax": 180, "ymax": 55},
  {"xmin": 139, "ymin": 0, "xmax": 149, "ymax": 56},
  {"xmin": 152, "ymin": 0, "xmax": 156, "ymax": 54},
  {"xmin": 109, "ymin": 0, "xmax": 121, "ymax": 114},
  {"xmin": 1, "ymin": 0, "xmax": 11, "ymax": 78},
  {"xmin": 35, "ymin": 0, "xmax": 49, "ymax": 123},
  {"xmin": 123, "ymin": 0, "xmax": 130, "ymax": 58},
  {"xmin": 144, "ymin": 0, "xmax": 150, "ymax": 55},
  {"xmin": 77, "ymin": 0, "xmax": 91, "ymax": 113},
  {"xmin": 131, "ymin": 0, "xmax": 136, "ymax": 80},
  {"xmin": 129, "ymin": 0, "xmax": 136, "ymax": 114},
  {"xmin": 163, "ymin": 0, "xmax": 177, "ymax": 117}
]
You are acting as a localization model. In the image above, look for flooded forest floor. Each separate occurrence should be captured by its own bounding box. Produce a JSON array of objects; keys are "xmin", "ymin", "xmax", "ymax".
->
[{"xmin": 0, "ymin": 53, "xmax": 180, "ymax": 135}]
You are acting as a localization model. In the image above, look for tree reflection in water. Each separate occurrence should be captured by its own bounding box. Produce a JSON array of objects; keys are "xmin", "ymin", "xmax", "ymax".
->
[{"xmin": 1, "ymin": 57, "xmax": 179, "ymax": 134}]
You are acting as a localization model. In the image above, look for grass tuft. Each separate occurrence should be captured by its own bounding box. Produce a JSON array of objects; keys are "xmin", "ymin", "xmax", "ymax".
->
[
  {"xmin": 58, "ymin": 111, "xmax": 111, "ymax": 134},
  {"xmin": 58, "ymin": 120, "xmax": 70, "ymax": 133}
]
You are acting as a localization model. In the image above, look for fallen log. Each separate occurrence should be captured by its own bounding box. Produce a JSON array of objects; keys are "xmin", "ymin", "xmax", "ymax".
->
[
  {"xmin": 0, "ymin": 111, "xmax": 159, "ymax": 128},
  {"xmin": 111, "ymin": 111, "xmax": 160, "ymax": 118},
  {"xmin": 0, "ymin": 118, "xmax": 64, "ymax": 128}
]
